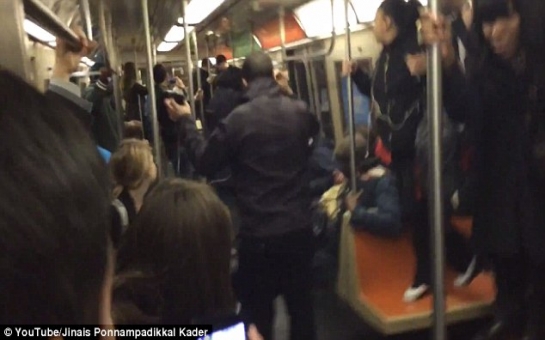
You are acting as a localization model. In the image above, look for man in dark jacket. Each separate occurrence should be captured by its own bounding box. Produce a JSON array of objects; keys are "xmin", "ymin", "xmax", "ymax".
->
[
  {"xmin": 206, "ymin": 64, "xmax": 245, "ymax": 132},
  {"xmin": 165, "ymin": 52, "xmax": 319, "ymax": 340}
]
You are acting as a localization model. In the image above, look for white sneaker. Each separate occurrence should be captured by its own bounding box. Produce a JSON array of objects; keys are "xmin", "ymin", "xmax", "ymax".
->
[
  {"xmin": 454, "ymin": 256, "xmax": 478, "ymax": 287},
  {"xmin": 403, "ymin": 284, "xmax": 430, "ymax": 303}
]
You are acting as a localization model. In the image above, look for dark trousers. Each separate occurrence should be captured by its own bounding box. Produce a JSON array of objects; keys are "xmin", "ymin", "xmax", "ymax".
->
[
  {"xmin": 214, "ymin": 185, "xmax": 240, "ymax": 237},
  {"xmin": 233, "ymin": 228, "xmax": 316, "ymax": 340},
  {"xmin": 491, "ymin": 254, "xmax": 545, "ymax": 337},
  {"xmin": 411, "ymin": 200, "xmax": 474, "ymax": 286}
]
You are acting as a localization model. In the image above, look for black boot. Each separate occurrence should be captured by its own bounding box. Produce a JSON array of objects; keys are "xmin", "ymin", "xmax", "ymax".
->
[
  {"xmin": 473, "ymin": 256, "xmax": 527, "ymax": 340},
  {"xmin": 523, "ymin": 267, "xmax": 545, "ymax": 340},
  {"xmin": 472, "ymin": 314, "xmax": 525, "ymax": 340}
]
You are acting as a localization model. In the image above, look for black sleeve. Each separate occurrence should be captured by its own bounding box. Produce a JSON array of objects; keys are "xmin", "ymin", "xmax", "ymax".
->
[
  {"xmin": 180, "ymin": 115, "xmax": 233, "ymax": 177},
  {"xmin": 443, "ymin": 62, "xmax": 478, "ymax": 123},
  {"xmin": 135, "ymin": 83, "xmax": 148, "ymax": 97},
  {"xmin": 351, "ymin": 68, "xmax": 371, "ymax": 97}
]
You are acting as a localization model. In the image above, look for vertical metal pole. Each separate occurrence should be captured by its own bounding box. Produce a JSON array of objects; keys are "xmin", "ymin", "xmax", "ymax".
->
[
  {"xmin": 182, "ymin": 0, "xmax": 196, "ymax": 119},
  {"xmin": 0, "ymin": 0, "xmax": 31, "ymax": 82},
  {"xmin": 205, "ymin": 43, "xmax": 214, "ymax": 97},
  {"xmin": 302, "ymin": 56, "xmax": 314, "ymax": 112},
  {"xmin": 428, "ymin": 0, "xmax": 446, "ymax": 338},
  {"xmin": 309, "ymin": 60, "xmax": 323, "ymax": 125},
  {"xmin": 112, "ymin": 72, "xmax": 124, "ymax": 132},
  {"xmin": 142, "ymin": 0, "xmax": 162, "ymax": 177},
  {"xmin": 192, "ymin": 30, "xmax": 205, "ymax": 127},
  {"xmin": 152, "ymin": 42, "xmax": 157, "ymax": 65},
  {"xmin": 294, "ymin": 62, "xmax": 302, "ymax": 100},
  {"xmin": 344, "ymin": 0, "xmax": 357, "ymax": 192},
  {"xmin": 279, "ymin": 4, "xmax": 286, "ymax": 55},
  {"xmin": 98, "ymin": 0, "xmax": 109, "ymax": 64},
  {"xmin": 80, "ymin": 0, "xmax": 93, "ymax": 41}
]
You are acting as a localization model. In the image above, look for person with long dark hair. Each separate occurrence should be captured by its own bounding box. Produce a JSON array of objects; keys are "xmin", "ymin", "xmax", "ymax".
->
[{"xmin": 422, "ymin": 0, "xmax": 545, "ymax": 338}]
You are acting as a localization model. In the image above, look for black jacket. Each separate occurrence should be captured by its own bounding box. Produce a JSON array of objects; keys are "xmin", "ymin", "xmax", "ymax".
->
[
  {"xmin": 124, "ymin": 83, "xmax": 148, "ymax": 122},
  {"xmin": 443, "ymin": 47, "xmax": 545, "ymax": 263},
  {"xmin": 84, "ymin": 81, "xmax": 122, "ymax": 152},
  {"xmin": 351, "ymin": 37, "xmax": 425, "ymax": 160},
  {"xmin": 206, "ymin": 69, "xmax": 245, "ymax": 133},
  {"xmin": 182, "ymin": 78, "xmax": 320, "ymax": 238}
]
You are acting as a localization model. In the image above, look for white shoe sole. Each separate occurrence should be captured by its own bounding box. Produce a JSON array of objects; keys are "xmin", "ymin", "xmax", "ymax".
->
[{"xmin": 403, "ymin": 284, "xmax": 430, "ymax": 303}]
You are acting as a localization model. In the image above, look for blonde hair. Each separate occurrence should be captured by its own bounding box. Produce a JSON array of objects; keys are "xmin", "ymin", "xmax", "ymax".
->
[{"xmin": 110, "ymin": 139, "xmax": 154, "ymax": 196}]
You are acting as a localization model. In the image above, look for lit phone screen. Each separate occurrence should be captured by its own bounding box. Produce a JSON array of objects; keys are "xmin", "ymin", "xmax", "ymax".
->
[{"xmin": 198, "ymin": 322, "xmax": 246, "ymax": 340}]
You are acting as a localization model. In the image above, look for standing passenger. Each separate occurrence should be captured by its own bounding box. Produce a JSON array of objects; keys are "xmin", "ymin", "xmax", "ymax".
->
[
  {"xmin": 422, "ymin": 0, "xmax": 545, "ymax": 338},
  {"xmin": 122, "ymin": 62, "xmax": 151, "ymax": 141},
  {"xmin": 165, "ymin": 52, "xmax": 319, "ymax": 340},
  {"xmin": 344, "ymin": 0, "xmax": 430, "ymax": 301},
  {"xmin": 84, "ymin": 65, "xmax": 121, "ymax": 153}
]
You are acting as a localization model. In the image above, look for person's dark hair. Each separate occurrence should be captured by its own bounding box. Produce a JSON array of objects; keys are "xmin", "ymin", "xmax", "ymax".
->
[
  {"xmin": 379, "ymin": 0, "xmax": 422, "ymax": 42},
  {"xmin": 90, "ymin": 62, "xmax": 106, "ymax": 83},
  {"xmin": 201, "ymin": 58, "xmax": 211, "ymax": 69},
  {"xmin": 113, "ymin": 179, "xmax": 235, "ymax": 324},
  {"xmin": 471, "ymin": 0, "xmax": 545, "ymax": 86},
  {"xmin": 122, "ymin": 62, "xmax": 138, "ymax": 93},
  {"xmin": 153, "ymin": 64, "xmax": 167, "ymax": 84},
  {"xmin": 241, "ymin": 52, "xmax": 274, "ymax": 82},
  {"xmin": 215, "ymin": 66, "xmax": 244, "ymax": 91},
  {"xmin": 216, "ymin": 54, "xmax": 227, "ymax": 64},
  {"xmin": 473, "ymin": 0, "xmax": 545, "ymax": 52},
  {"xmin": 0, "ymin": 69, "xmax": 111, "ymax": 324}
]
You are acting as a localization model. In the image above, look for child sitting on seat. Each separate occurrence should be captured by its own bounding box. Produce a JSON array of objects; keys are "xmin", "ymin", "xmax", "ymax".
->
[{"xmin": 335, "ymin": 132, "xmax": 402, "ymax": 238}]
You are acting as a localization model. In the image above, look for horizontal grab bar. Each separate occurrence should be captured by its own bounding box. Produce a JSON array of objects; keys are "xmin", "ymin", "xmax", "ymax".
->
[{"xmin": 23, "ymin": 0, "xmax": 82, "ymax": 50}]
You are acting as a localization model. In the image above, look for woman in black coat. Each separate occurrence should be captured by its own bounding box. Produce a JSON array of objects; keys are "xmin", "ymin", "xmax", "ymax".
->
[
  {"xmin": 347, "ymin": 0, "xmax": 437, "ymax": 302},
  {"xmin": 423, "ymin": 0, "xmax": 545, "ymax": 338}
]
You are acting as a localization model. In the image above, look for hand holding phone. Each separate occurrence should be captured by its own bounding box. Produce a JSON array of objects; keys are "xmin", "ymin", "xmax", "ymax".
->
[{"xmin": 196, "ymin": 315, "xmax": 246, "ymax": 340}]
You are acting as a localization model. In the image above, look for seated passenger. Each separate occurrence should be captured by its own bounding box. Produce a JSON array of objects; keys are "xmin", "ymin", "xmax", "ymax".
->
[
  {"xmin": 110, "ymin": 139, "xmax": 158, "ymax": 226},
  {"xmin": 0, "ymin": 68, "xmax": 114, "ymax": 326},
  {"xmin": 112, "ymin": 179, "xmax": 262, "ymax": 340},
  {"xmin": 308, "ymin": 136, "xmax": 339, "ymax": 198},
  {"xmin": 336, "ymin": 133, "xmax": 402, "ymax": 238}
]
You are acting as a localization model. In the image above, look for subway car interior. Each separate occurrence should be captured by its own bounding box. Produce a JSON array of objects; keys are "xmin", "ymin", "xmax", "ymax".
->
[{"xmin": 6, "ymin": 0, "xmax": 545, "ymax": 339}]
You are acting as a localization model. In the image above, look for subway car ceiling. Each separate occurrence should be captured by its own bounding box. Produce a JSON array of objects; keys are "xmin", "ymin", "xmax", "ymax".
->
[{"xmin": 22, "ymin": 0, "xmax": 430, "ymax": 69}]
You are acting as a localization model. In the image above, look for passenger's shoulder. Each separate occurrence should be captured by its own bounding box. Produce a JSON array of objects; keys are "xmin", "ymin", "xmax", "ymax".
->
[{"xmin": 287, "ymin": 97, "xmax": 309, "ymax": 113}]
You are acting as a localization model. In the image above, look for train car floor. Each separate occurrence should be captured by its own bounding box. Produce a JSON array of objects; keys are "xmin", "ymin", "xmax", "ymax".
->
[{"xmin": 272, "ymin": 289, "xmax": 491, "ymax": 340}]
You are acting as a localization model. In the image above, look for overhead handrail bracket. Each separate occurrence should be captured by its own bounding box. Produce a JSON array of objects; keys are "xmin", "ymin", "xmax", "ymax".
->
[{"xmin": 23, "ymin": 0, "xmax": 82, "ymax": 50}]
